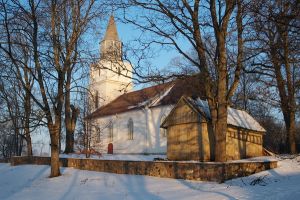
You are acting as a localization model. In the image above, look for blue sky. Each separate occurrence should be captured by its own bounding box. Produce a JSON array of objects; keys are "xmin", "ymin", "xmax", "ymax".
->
[
  {"xmin": 118, "ymin": 21, "xmax": 177, "ymax": 68},
  {"xmin": 88, "ymin": 14, "xmax": 192, "ymax": 74}
]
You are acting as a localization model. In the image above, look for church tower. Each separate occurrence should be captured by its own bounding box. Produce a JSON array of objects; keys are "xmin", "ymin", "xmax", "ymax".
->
[{"xmin": 89, "ymin": 15, "xmax": 133, "ymax": 110}]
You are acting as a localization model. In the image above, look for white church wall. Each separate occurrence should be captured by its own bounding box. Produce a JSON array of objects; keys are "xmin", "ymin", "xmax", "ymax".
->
[
  {"xmin": 88, "ymin": 15, "xmax": 176, "ymax": 155},
  {"xmin": 145, "ymin": 105, "xmax": 173, "ymax": 154},
  {"xmin": 91, "ymin": 104, "xmax": 174, "ymax": 154},
  {"xmin": 92, "ymin": 109, "xmax": 147, "ymax": 154}
]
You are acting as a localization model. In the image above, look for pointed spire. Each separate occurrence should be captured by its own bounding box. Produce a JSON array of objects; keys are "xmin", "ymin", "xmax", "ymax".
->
[
  {"xmin": 104, "ymin": 15, "xmax": 120, "ymax": 41},
  {"xmin": 100, "ymin": 15, "xmax": 122, "ymax": 61}
]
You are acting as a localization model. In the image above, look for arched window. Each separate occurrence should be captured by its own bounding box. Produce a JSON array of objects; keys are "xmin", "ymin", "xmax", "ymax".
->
[
  {"xmin": 108, "ymin": 121, "xmax": 113, "ymax": 142},
  {"xmin": 128, "ymin": 118, "xmax": 133, "ymax": 140},
  {"xmin": 95, "ymin": 91, "xmax": 99, "ymax": 109},
  {"xmin": 160, "ymin": 115, "xmax": 167, "ymax": 137},
  {"xmin": 95, "ymin": 127, "xmax": 101, "ymax": 143},
  {"xmin": 117, "ymin": 66, "xmax": 121, "ymax": 76}
]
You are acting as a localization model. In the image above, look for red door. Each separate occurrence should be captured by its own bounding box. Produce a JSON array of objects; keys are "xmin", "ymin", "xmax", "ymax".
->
[{"xmin": 107, "ymin": 143, "xmax": 113, "ymax": 154}]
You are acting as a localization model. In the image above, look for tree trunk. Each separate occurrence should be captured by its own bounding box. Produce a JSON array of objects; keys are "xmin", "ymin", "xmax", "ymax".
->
[
  {"xmin": 214, "ymin": 33, "xmax": 228, "ymax": 162},
  {"xmin": 25, "ymin": 132, "xmax": 33, "ymax": 156},
  {"xmin": 281, "ymin": 26, "xmax": 297, "ymax": 154},
  {"xmin": 215, "ymin": 106, "xmax": 228, "ymax": 162},
  {"xmin": 64, "ymin": 69, "xmax": 72, "ymax": 153},
  {"xmin": 24, "ymin": 85, "xmax": 32, "ymax": 156},
  {"xmin": 49, "ymin": 124, "xmax": 61, "ymax": 177},
  {"xmin": 208, "ymin": 0, "xmax": 236, "ymax": 162},
  {"xmin": 14, "ymin": 126, "xmax": 20, "ymax": 156},
  {"xmin": 284, "ymin": 111, "xmax": 297, "ymax": 154},
  {"xmin": 270, "ymin": 35, "xmax": 297, "ymax": 154},
  {"xmin": 214, "ymin": 84, "xmax": 228, "ymax": 162},
  {"xmin": 65, "ymin": 106, "xmax": 79, "ymax": 154},
  {"xmin": 64, "ymin": 69, "xmax": 79, "ymax": 154}
]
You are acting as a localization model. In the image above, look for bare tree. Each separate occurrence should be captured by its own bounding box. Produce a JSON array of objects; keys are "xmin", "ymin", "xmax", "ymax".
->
[
  {"xmin": 115, "ymin": 0, "xmax": 246, "ymax": 161},
  {"xmin": 0, "ymin": 40, "xmax": 35, "ymax": 157},
  {"xmin": 248, "ymin": 0, "xmax": 300, "ymax": 153},
  {"xmin": 0, "ymin": 0, "xmax": 106, "ymax": 177},
  {"xmin": 57, "ymin": 0, "xmax": 103, "ymax": 154}
]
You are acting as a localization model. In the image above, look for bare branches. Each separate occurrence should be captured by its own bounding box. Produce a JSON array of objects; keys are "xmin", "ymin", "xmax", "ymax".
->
[{"xmin": 0, "ymin": 0, "xmax": 108, "ymax": 175}]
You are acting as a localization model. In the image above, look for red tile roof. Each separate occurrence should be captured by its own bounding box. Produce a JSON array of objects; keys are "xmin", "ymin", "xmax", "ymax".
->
[{"xmin": 87, "ymin": 76, "xmax": 206, "ymax": 119}]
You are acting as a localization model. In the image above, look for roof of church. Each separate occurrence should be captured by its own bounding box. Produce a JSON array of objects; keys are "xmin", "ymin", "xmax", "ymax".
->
[
  {"xmin": 103, "ymin": 15, "xmax": 120, "ymax": 41},
  {"xmin": 87, "ymin": 76, "xmax": 206, "ymax": 119}
]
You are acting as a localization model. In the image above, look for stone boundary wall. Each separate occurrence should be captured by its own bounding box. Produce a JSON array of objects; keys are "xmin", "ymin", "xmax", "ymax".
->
[
  {"xmin": 10, "ymin": 156, "xmax": 277, "ymax": 182},
  {"xmin": 0, "ymin": 158, "xmax": 10, "ymax": 163}
]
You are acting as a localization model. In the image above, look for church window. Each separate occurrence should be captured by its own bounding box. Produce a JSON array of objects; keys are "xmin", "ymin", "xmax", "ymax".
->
[
  {"xmin": 95, "ymin": 91, "xmax": 99, "ymax": 109},
  {"xmin": 128, "ymin": 118, "xmax": 134, "ymax": 140},
  {"xmin": 95, "ymin": 127, "xmax": 101, "ymax": 143},
  {"xmin": 118, "ymin": 66, "xmax": 121, "ymax": 76},
  {"xmin": 109, "ymin": 121, "xmax": 113, "ymax": 142},
  {"xmin": 160, "ymin": 115, "xmax": 167, "ymax": 137}
]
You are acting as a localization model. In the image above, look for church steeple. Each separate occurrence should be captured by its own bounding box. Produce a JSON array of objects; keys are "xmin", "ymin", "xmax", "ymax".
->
[
  {"xmin": 104, "ymin": 15, "xmax": 120, "ymax": 41},
  {"xmin": 90, "ymin": 14, "xmax": 132, "ymax": 109},
  {"xmin": 100, "ymin": 15, "xmax": 122, "ymax": 61}
]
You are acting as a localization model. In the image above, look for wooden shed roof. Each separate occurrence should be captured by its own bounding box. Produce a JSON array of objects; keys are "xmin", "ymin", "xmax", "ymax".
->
[{"xmin": 161, "ymin": 96, "xmax": 266, "ymax": 133}]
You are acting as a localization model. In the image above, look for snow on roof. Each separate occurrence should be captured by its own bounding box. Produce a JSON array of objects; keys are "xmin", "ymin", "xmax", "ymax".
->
[
  {"xmin": 227, "ymin": 107, "xmax": 266, "ymax": 132},
  {"xmin": 87, "ymin": 76, "xmax": 206, "ymax": 119},
  {"xmin": 187, "ymin": 97, "xmax": 266, "ymax": 132},
  {"xmin": 191, "ymin": 98, "xmax": 211, "ymax": 118},
  {"xmin": 127, "ymin": 84, "xmax": 174, "ymax": 110},
  {"xmin": 150, "ymin": 84, "xmax": 175, "ymax": 107}
]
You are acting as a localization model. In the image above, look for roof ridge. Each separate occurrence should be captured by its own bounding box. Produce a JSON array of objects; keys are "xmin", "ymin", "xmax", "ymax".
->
[{"xmin": 118, "ymin": 81, "xmax": 174, "ymax": 97}]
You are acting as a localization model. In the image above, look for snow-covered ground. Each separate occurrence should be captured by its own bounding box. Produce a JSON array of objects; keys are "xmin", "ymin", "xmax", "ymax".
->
[
  {"xmin": 0, "ymin": 155, "xmax": 300, "ymax": 200},
  {"xmin": 59, "ymin": 153, "xmax": 277, "ymax": 163},
  {"xmin": 59, "ymin": 153, "xmax": 167, "ymax": 161}
]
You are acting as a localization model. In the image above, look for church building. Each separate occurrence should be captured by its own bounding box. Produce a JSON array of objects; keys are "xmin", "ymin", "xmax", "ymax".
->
[
  {"xmin": 89, "ymin": 15, "xmax": 133, "ymax": 110},
  {"xmin": 87, "ymin": 15, "xmax": 265, "ymax": 159}
]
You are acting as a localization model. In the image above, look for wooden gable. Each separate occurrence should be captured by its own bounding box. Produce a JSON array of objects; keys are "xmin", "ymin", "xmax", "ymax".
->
[{"xmin": 161, "ymin": 96, "xmax": 201, "ymax": 128}]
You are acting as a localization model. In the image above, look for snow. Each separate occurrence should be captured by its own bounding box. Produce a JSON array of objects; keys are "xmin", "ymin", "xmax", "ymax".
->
[
  {"xmin": 59, "ymin": 153, "xmax": 167, "ymax": 161},
  {"xmin": 1, "ymin": 155, "xmax": 300, "ymax": 200},
  {"xmin": 192, "ymin": 97, "xmax": 211, "ymax": 118},
  {"xmin": 127, "ymin": 84, "xmax": 175, "ymax": 110},
  {"xmin": 150, "ymin": 84, "xmax": 175, "ymax": 107},
  {"xmin": 189, "ymin": 97, "xmax": 266, "ymax": 132},
  {"xmin": 227, "ymin": 108, "xmax": 266, "ymax": 132},
  {"xmin": 60, "ymin": 154, "xmax": 278, "ymax": 164},
  {"xmin": 226, "ymin": 156, "xmax": 277, "ymax": 163}
]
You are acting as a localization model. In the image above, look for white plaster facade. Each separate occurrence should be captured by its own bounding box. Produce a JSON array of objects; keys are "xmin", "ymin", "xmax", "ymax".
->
[
  {"xmin": 88, "ymin": 15, "xmax": 174, "ymax": 154},
  {"xmin": 91, "ymin": 105, "xmax": 173, "ymax": 154},
  {"xmin": 89, "ymin": 60, "xmax": 133, "ymax": 108}
]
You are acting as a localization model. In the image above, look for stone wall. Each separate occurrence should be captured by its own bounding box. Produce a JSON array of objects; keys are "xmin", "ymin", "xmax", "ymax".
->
[
  {"xmin": 0, "ymin": 158, "xmax": 10, "ymax": 163},
  {"xmin": 10, "ymin": 156, "xmax": 277, "ymax": 182}
]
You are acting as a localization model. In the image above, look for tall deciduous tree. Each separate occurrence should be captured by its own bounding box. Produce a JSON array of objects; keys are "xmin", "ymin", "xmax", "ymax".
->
[
  {"xmin": 0, "ymin": 0, "xmax": 106, "ymax": 177},
  {"xmin": 249, "ymin": 0, "xmax": 300, "ymax": 153},
  {"xmin": 119, "ymin": 0, "xmax": 245, "ymax": 161}
]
